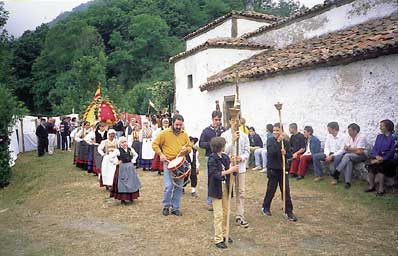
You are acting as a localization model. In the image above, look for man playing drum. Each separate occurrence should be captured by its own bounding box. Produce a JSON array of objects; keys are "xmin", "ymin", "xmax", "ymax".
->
[{"xmin": 152, "ymin": 114, "xmax": 192, "ymax": 217}]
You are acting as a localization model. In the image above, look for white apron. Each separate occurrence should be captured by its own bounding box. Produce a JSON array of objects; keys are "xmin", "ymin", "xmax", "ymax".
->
[
  {"xmin": 101, "ymin": 152, "xmax": 118, "ymax": 186},
  {"xmin": 141, "ymin": 138, "xmax": 155, "ymax": 160}
]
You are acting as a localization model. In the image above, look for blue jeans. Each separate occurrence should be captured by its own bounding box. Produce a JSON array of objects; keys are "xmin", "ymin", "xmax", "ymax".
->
[
  {"xmin": 312, "ymin": 152, "xmax": 326, "ymax": 177},
  {"xmin": 254, "ymin": 148, "xmax": 267, "ymax": 168},
  {"xmin": 162, "ymin": 162, "xmax": 183, "ymax": 210}
]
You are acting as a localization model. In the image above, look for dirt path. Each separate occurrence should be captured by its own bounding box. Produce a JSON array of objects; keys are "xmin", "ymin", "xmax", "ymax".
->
[{"xmin": 0, "ymin": 151, "xmax": 397, "ymax": 255}]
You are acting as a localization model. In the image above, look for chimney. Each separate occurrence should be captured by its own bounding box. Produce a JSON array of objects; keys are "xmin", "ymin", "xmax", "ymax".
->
[{"xmin": 245, "ymin": 0, "xmax": 254, "ymax": 11}]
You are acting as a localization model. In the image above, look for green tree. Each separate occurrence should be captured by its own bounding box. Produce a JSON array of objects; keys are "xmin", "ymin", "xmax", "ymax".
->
[
  {"xmin": 10, "ymin": 25, "xmax": 49, "ymax": 110},
  {"xmin": 147, "ymin": 80, "xmax": 174, "ymax": 112},
  {"xmin": 125, "ymin": 82, "xmax": 151, "ymax": 114},
  {"xmin": 0, "ymin": 85, "xmax": 27, "ymax": 188},
  {"xmin": 32, "ymin": 20, "xmax": 106, "ymax": 114}
]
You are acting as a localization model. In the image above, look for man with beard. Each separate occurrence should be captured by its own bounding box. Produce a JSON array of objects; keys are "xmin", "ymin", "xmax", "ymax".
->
[{"xmin": 152, "ymin": 114, "xmax": 192, "ymax": 216}]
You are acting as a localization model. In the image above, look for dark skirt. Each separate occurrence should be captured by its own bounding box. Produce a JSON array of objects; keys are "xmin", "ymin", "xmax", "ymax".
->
[
  {"xmin": 367, "ymin": 159, "xmax": 398, "ymax": 177},
  {"xmin": 132, "ymin": 141, "xmax": 141, "ymax": 167},
  {"xmin": 110, "ymin": 167, "xmax": 140, "ymax": 201},
  {"xmin": 139, "ymin": 159, "xmax": 152, "ymax": 169},
  {"xmin": 151, "ymin": 153, "xmax": 163, "ymax": 171},
  {"xmin": 93, "ymin": 145, "xmax": 102, "ymax": 175},
  {"xmin": 73, "ymin": 142, "xmax": 79, "ymax": 165},
  {"xmin": 75, "ymin": 141, "xmax": 88, "ymax": 169},
  {"xmin": 87, "ymin": 145, "xmax": 94, "ymax": 173}
]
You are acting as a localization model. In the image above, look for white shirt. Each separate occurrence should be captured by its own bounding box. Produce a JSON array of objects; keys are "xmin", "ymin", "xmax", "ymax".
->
[
  {"xmin": 84, "ymin": 131, "xmax": 96, "ymax": 145},
  {"xmin": 324, "ymin": 132, "xmax": 345, "ymax": 156},
  {"xmin": 222, "ymin": 129, "xmax": 250, "ymax": 173},
  {"xmin": 337, "ymin": 133, "xmax": 367, "ymax": 155},
  {"xmin": 304, "ymin": 139, "xmax": 311, "ymax": 155}
]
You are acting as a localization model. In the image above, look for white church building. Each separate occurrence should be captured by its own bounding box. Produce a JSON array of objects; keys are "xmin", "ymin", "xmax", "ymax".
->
[{"xmin": 171, "ymin": 0, "xmax": 398, "ymax": 143}]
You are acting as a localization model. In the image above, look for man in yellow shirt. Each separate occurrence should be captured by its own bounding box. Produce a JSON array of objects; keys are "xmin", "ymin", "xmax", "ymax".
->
[{"xmin": 152, "ymin": 114, "xmax": 192, "ymax": 217}]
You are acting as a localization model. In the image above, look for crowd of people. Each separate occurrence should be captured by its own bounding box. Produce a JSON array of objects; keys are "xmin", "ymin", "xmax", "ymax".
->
[{"xmin": 35, "ymin": 109, "xmax": 398, "ymax": 250}]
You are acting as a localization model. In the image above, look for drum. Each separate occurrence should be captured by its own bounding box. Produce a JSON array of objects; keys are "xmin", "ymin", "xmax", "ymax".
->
[
  {"xmin": 167, "ymin": 157, "xmax": 191, "ymax": 187},
  {"xmin": 167, "ymin": 156, "xmax": 185, "ymax": 171}
]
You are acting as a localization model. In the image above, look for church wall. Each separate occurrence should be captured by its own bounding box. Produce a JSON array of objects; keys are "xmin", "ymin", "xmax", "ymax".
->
[
  {"xmin": 186, "ymin": 19, "xmax": 232, "ymax": 51},
  {"xmin": 249, "ymin": 0, "xmax": 398, "ymax": 49},
  {"xmin": 194, "ymin": 54, "xmax": 398, "ymax": 145},
  {"xmin": 174, "ymin": 48, "xmax": 264, "ymax": 137},
  {"xmin": 236, "ymin": 19, "xmax": 271, "ymax": 37}
]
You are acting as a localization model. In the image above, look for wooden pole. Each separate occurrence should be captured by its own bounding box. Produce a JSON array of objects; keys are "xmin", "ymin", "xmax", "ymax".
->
[
  {"xmin": 274, "ymin": 102, "xmax": 286, "ymax": 213},
  {"xmin": 225, "ymin": 108, "xmax": 239, "ymax": 245},
  {"xmin": 226, "ymin": 75, "xmax": 241, "ymax": 245}
]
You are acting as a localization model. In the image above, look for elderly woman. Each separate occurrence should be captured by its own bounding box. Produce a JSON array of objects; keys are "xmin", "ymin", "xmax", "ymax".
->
[
  {"xmin": 139, "ymin": 119, "xmax": 155, "ymax": 171},
  {"xmin": 110, "ymin": 136, "xmax": 141, "ymax": 204},
  {"xmin": 365, "ymin": 119, "xmax": 396, "ymax": 196},
  {"xmin": 98, "ymin": 129, "xmax": 118, "ymax": 190}
]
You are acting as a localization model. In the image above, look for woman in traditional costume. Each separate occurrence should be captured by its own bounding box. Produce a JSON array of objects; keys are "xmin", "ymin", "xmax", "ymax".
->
[
  {"xmin": 74, "ymin": 121, "xmax": 92, "ymax": 170},
  {"xmin": 92, "ymin": 122, "xmax": 108, "ymax": 175},
  {"xmin": 125, "ymin": 118, "xmax": 136, "ymax": 148},
  {"xmin": 98, "ymin": 129, "xmax": 118, "ymax": 189},
  {"xmin": 151, "ymin": 118, "xmax": 170, "ymax": 175},
  {"xmin": 110, "ymin": 136, "xmax": 141, "ymax": 204},
  {"xmin": 139, "ymin": 119, "xmax": 155, "ymax": 171},
  {"xmin": 83, "ymin": 123, "xmax": 97, "ymax": 173}
]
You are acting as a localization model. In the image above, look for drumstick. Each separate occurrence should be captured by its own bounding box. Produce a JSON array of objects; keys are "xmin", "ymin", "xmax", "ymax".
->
[{"xmin": 176, "ymin": 142, "xmax": 190, "ymax": 158}]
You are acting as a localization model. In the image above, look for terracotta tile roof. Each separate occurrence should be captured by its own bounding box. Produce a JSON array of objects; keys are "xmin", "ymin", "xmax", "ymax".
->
[
  {"xmin": 200, "ymin": 15, "xmax": 398, "ymax": 91},
  {"xmin": 183, "ymin": 10, "xmax": 279, "ymax": 40},
  {"xmin": 241, "ymin": 0, "xmax": 355, "ymax": 39},
  {"xmin": 169, "ymin": 38, "xmax": 271, "ymax": 63}
]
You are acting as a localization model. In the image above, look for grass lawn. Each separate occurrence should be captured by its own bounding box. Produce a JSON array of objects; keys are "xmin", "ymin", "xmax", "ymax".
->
[{"xmin": 0, "ymin": 149, "xmax": 397, "ymax": 255}]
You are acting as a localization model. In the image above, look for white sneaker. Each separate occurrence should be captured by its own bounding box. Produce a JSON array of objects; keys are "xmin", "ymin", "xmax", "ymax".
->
[
  {"xmin": 252, "ymin": 166, "xmax": 262, "ymax": 171},
  {"xmin": 259, "ymin": 168, "xmax": 267, "ymax": 173}
]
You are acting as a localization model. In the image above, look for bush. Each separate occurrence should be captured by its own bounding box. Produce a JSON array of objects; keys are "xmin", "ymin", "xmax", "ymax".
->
[{"xmin": 0, "ymin": 85, "xmax": 27, "ymax": 188}]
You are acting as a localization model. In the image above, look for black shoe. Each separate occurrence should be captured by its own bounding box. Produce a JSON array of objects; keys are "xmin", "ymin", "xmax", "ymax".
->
[
  {"xmin": 261, "ymin": 208, "xmax": 272, "ymax": 216},
  {"xmin": 285, "ymin": 212, "xmax": 298, "ymax": 222},
  {"xmin": 290, "ymin": 173, "xmax": 298, "ymax": 178},
  {"xmin": 215, "ymin": 241, "xmax": 227, "ymax": 249},
  {"xmin": 162, "ymin": 207, "xmax": 169, "ymax": 216},
  {"xmin": 235, "ymin": 217, "xmax": 249, "ymax": 228},
  {"xmin": 223, "ymin": 237, "xmax": 233, "ymax": 243},
  {"xmin": 121, "ymin": 200, "xmax": 128, "ymax": 205},
  {"xmin": 376, "ymin": 190, "xmax": 385, "ymax": 196},
  {"xmin": 344, "ymin": 183, "xmax": 351, "ymax": 189},
  {"xmin": 296, "ymin": 175, "xmax": 304, "ymax": 181},
  {"xmin": 364, "ymin": 187, "xmax": 375, "ymax": 192},
  {"xmin": 171, "ymin": 209, "xmax": 182, "ymax": 216}
]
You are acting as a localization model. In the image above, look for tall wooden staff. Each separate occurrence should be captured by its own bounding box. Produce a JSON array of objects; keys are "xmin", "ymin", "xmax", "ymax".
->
[
  {"xmin": 225, "ymin": 78, "xmax": 241, "ymax": 245},
  {"xmin": 274, "ymin": 102, "xmax": 286, "ymax": 213}
]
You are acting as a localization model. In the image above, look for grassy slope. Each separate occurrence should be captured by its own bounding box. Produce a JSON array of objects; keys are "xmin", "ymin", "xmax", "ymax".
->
[{"xmin": 0, "ymin": 149, "xmax": 397, "ymax": 255}]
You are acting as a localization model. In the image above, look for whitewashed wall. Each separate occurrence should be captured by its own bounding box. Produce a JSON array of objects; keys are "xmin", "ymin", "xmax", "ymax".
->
[
  {"xmin": 236, "ymin": 19, "xmax": 271, "ymax": 37},
  {"xmin": 249, "ymin": 0, "xmax": 398, "ymax": 49},
  {"xmin": 186, "ymin": 17, "xmax": 273, "ymax": 51},
  {"xmin": 180, "ymin": 54, "xmax": 398, "ymax": 145},
  {"xmin": 174, "ymin": 48, "xmax": 265, "ymax": 137},
  {"xmin": 186, "ymin": 19, "xmax": 232, "ymax": 51}
]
